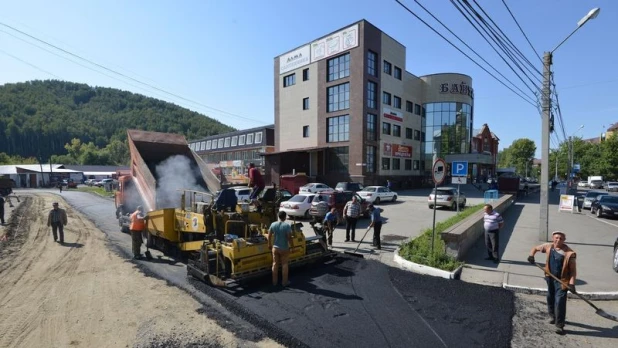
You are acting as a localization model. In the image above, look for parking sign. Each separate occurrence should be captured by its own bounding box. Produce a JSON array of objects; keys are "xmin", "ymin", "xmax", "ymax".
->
[{"xmin": 451, "ymin": 161, "xmax": 468, "ymax": 177}]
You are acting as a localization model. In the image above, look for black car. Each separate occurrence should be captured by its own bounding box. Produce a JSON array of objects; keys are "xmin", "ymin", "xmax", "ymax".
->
[{"xmin": 590, "ymin": 195, "xmax": 618, "ymax": 218}]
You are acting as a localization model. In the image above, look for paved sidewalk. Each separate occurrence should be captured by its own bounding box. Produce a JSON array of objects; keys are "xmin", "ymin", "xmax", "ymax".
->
[{"xmin": 461, "ymin": 190, "xmax": 618, "ymax": 298}]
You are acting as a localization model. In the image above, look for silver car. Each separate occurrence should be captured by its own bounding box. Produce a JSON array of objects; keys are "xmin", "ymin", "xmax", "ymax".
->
[
  {"xmin": 606, "ymin": 182, "xmax": 618, "ymax": 192},
  {"xmin": 428, "ymin": 187, "xmax": 466, "ymax": 210},
  {"xmin": 583, "ymin": 191, "xmax": 608, "ymax": 209}
]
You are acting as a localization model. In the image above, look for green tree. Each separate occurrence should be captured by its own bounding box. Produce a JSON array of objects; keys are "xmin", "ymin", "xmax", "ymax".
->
[{"xmin": 500, "ymin": 138, "xmax": 536, "ymax": 176}]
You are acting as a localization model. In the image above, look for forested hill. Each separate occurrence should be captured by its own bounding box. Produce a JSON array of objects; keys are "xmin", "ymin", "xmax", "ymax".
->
[{"xmin": 0, "ymin": 80, "xmax": 235, "ymax": 161}]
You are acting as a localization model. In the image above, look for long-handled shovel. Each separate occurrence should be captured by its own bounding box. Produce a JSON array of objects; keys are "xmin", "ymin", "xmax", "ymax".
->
[
  {"xmin": 344, "ymin": 226, "xmax": 373, "ymax": 258},
  {"xmin": 535, "ymin": 263, "xmax": 618, "ymax": 322}
]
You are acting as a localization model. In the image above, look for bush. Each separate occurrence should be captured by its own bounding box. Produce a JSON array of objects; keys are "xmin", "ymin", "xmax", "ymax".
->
[{"xmin": 398, "ymin": 203, "xmax": 485, "ymax": 271}]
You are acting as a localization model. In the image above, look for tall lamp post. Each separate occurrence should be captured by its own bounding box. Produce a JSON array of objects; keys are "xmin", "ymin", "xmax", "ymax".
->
[
  {"xmin": 567, "ymin": 125, "xmax": 584, "ymax": 188},
  {"xmin": 539, "ymin": 8, "xmax": 600, "ymax": 241}
]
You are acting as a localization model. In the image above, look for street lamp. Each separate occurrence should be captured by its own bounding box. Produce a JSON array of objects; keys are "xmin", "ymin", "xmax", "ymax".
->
[
  {"xmin": 539, "ymin": 8, "xmax": 600, "ymax": 242},
  {"xmin": 567, "ymin": 125, "xmax": 584, "ymax": 188}
]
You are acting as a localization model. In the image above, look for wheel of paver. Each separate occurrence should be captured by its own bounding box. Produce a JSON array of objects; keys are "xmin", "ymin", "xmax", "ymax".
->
[
  {"xmin": 596, "ymin": 208, "xmax": 603, "ymax": 218},
  {"xmin": 374, "ymin": 197, "xmax": 380, "ymax": 205},
  {"xmin": 391, "ymin": 195, "xmax": 397, "ymax": 202},
  {"xmin": 613, "ymin": 247, "xmax": 618, "ymax": 273}
]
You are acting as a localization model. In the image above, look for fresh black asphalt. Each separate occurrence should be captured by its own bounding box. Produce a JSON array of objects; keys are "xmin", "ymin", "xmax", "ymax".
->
[{"xmin": 56, "ymin": 190, "xmax": 514, "ymax": 347}]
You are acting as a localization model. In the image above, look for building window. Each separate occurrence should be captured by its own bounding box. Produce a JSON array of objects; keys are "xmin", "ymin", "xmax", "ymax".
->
[
  {"xmin": 246, "ymin": 133, "xmax": 254, "ymax": 145},
  {"xmin": 231, "ymin": 136, "xmax": 238, "ymax": 147},
  {"xmin": 283, "ymin": 73, "xmax": 295, "ymax": 87},
  {"xmin": 393, "ymin": 125, "xmax": 401, "ymax": 137},
  {"xmin": 367, "ymin": 50, "xmax": 377, "ymax": 76},
  {"xmin": 394, "ymin": 66, "xmax": 402, "ymax": 80},
  {"xmin": 327, "ymin": 82, "xmax": 350, "ymax": 112},
  {"xmin": 217, "ymin": 139, "xmax": 224, "ymax": 148},
  {"xmin": 382, "ymin": 91, "xmax": 391, "ymax": 105},
  {"xmin": 406, "ymin": 101, "xmax": 413, "ymax": 113},
  {"xmin": 206, "ymin": 140, "xmax": 212, "ymax": 150},
  {"xmin": 382, "ymin": 122, "xmax": 391, "ymax": 135},
  {"xmin": 414, "ymin": 103, "xmax": 421, "ymax": 115},
  {"xmin": 254, "ymin": 132, "xmax": 263, "ymax": 144},
  {"xmin": 366, "ymin": 146, "xmax": 376, "ymax": 173},
  {"xmin": 327, "ymin": 53, "xmax": 350, "ymax": 82},
  {"xmin": 413, "ymin": 160, "xmax": 420, "ymax": 170},
  {"xmin": 393, "ymin": 96, "xmax": 401, "ymax": 109},
  {"xmin": 405, "ymin": 127, "xmax": 413, "ymax": 139},
  {"xmin": 367, "ymin": 81, "xmax": 377, "ymax": 109},
  {"xmin": 405, "ymin": 159, "xmax": 412, "ymax": 171},
  {"xmin": 328, "ymin": 146, "xmax": 349, "ymax": 173},
  {"xmin": 393, "ymin": 158, "xmax": 401, "ymax": 170},
  {"xmin": 197, "ymin": 141, "xmax": 204, "ymax": 151},
  {"xmin": 414, "ymin": 129, "xmax": 420, "ymax": 140},
  {"xmin": 383, "ymin": 60, "xmax": 392, "ymax": 75},
  {"xmin": 303, "ymin": 97, "xmax": 310, "ymax": 110},
  {"xmin": 382, "ymin": 157, "xmax": 390, "ymax": 170},
  {"xmin": 421, "ymin": 131, "xmax": 425, "ymax": 141},
  {"xmin": 238, "ymin": 135, "xmax": 245, "ymax": 146},
  {"xmin": 211, "ymin": 140, "xmax": 217, "ymax": 150},
  {"xmin": 303, "ymin": 68, "xmax": 309, "ymax": 81},
  {"xmin": 327, "ymin": 115, "xmax": 350, "ymax": 143},
  {"xmin": 303, "ymin": 126, "xmax": 310, "ymax": 138},
  {"xmin": 224, "ymin": 137, "xmax": 231, "ymax": 148},
  {"xmin": 366, "ymin": 113, "xmax": 377, "ymax": 141}
]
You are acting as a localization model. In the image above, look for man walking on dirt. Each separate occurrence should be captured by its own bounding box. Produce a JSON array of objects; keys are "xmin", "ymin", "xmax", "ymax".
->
[
  {"xmin": 47, "ymin": 202, "xmax": 68, "ymax": 244},
  {"xmin": 268, "ymin": 211, "xmax": 293, "ymax": 287},
  {"xmin": 130, "ymin": 206, "xmax": 146, "ymax": 260},
  {"xmin": 343, "ymin": 196, "xmax": 361, "ymax": 242},
  {"xmin": 528, "ymin": 231, "xmax": 577, "ymax": 335}
]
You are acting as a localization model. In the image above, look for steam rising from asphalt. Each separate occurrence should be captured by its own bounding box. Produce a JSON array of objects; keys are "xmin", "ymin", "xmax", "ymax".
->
[{"xmin": 155, "ymin": 155, "xmax": 206, "ymax": 209}]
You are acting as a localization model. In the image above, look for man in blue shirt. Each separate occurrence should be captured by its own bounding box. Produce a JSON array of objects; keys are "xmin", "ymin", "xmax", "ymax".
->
[
  {"xmin": 368, "ymin": 204, "xmax": 383, "ymax": 250},
  {"xmin": 268, "ymin": 211, "xmax": 293, "ymax": 287},
  {"xmin": 323, "ymin": 207, "xmax": 337, "ymax": 247}
]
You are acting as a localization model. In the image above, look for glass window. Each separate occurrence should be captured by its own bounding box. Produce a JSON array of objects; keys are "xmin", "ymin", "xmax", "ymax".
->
[
  {"xmin": 327, "ymin": 82, "xmax": 350, "ymax": 112},
  {"xmin": 327, "ymin": 53, "xmax": 350, "ymax": 82},
  {"xmin": 406, "ymin": 101, "xmax": 413, "ymax": 113},
  {"xmin": 246, "ymin": 133, "xmax": 254, "ymax": 145},
  {"xmin": 238, "ymin": 135, "xmax": 245, "ymax": 146},
  {"xmin": 394, "ymin": 66, "xmax": 402, "ymax": 80},
  {"xmin": 382, "ymin": 122, "xmax": 391, "ymax": 135},
  {"xmin": 413, "ymin": 160, "xmax": 419, "ymax": 170},
  {"xmin": 366, "ymin": 113, "xmax": 377, "ymax": 141},
  {"xmin": 405, "ymin": 127, "xmax": 412, "ymax": 139},
  {"xmin": 303, "ymin": 97, "xmax": 309, "ymax": 110},
  {"xmin": 393, "ymin": 96, "xmax": 401, "ymax": 109},
  {"xmin": 393, "ymin": 158, "xmax": 401, "ymax": 170},
  {"xmin": 328, "ymin": 146, "xmax": 349, "ymax": 173},
  {"xmin": 414, "ymin": 104, "xmax": 421, "ymax": 115},
  {"xmin": 434, "ymin": 103, "xmax": 442, "ymax": 112},
  {"xmin": 231, "ymin": 136, "xmax": 238, "ymax": 147},
  {"xmin": 283, "ymin": 73, "xmax": 295, "ymax": 87},
  {"xmin": 382, "ymin": 92, "xmax": 391, "ymax": 105},
  {"xmin": 405, "ymin": 159, "xmax": 412, "ymax": 171},
  {"xmin": 414, "ymin": 129, "xmax": 420, "ymax": 140},
  {"xmin": 421, "ymin": 131, "xmax": 425, "ymax": 141},
  {"xmin": 367, "ymin": 81, "xmax": 377, "ymax": 109},
  {"xmin": 327, "ymin": 115, "xmax": 350, "ymax": 143},
  {"xmin": 383, "ymin": 60, "xmax": 391, "ymax": 75},
  {"xmin": 303, "ymin": 126, "xmax": 309, "ymax": 138},
  {"xmin": 199, "ymin": 141, "xmax": 205, "ymax": 151},
  {"xmin": 433, "ymin": 112, "xmax": 441, "ymax": 126},
  {"xmin": 367, "ymin": 51, "xmax": 377, "ymax": 76},
  {"xmin": 217, "ymin": 138, "xmax": 224, "ymax": 148},
  {"xmin": 223, "ymin": 137, "xmax": 230, "ymax": 148},
  {"xmin": 254, "ymin": 132, "xmax": 263, "ymax": 144},
  {"xmin": 206, "ymin": 140, "xmax": 211, "ymax": 150},
  {"xmin": 303, "ymin": 68, "xmax": 309, "ymax": 81},
  {"xmin": 393, "ymin": 125, "xmax": 401, "ymax": 137},
  {"xmin": 382, "ymin": 157, "xmax": 390, "ymax": 170}
]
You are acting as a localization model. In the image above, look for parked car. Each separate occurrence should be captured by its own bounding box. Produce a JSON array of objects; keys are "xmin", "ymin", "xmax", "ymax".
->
[
  {"xmin": 279, "ymin": 193, "xmax": 315, "ymax": 218},
  {"xmin": 95, "ymin": 178, "xmax": 116, "ymax": 187},
  {"xmin": 428, "ymin": 187, "xmax": 466, "ymax": 210},
  {"xmin": 67, "ymin": 179, "xmax": 78, "ymax": 189},
  {"xmin": 299, "ymin": 183, "xmax": 334, "ymax": 194},
  {"xmin": 590, "ymin": 180, "xmax": 604, "ymax": 189},
  {"xmin": 606, "ymin": 182, "xmax": 618, "ymax": 192},
  {"xmin": 577, "ymin": 181, "xmax": 589, "ymax": 188},
  {"xmin": 590, "ymin": 194, "xmax": 618, "ymax": 218},
  {"xmin": 613, "ymin": 237, "xmax": 618, "ymax": 273},
  {"xmin": 334, "ymin": 182, "xmax": 364, "ymax": 193},
  {"xmin": 309, "ymin": 190, "xmax": 369, "ymax": 223},
  {"xmin": 582, "ymin": 191, "xmax": 608, "ymax": 209},
  {"xmin": 356, "ymin": 186, "xmax": 397, "ymax": 204}
]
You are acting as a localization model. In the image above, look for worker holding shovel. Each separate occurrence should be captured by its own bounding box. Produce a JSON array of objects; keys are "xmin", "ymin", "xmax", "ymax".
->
[{"xmin": 527, "ymin": 231, "xmax": 576, "ymax": 335}]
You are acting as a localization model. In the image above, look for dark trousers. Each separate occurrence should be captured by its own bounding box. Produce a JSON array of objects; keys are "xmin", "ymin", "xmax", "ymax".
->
[
  {"xmin": 325, "ymin": 221, "xmax": 334, "ymax": 246},
  {"xmin": 131, "ymin": 230, "xmax": 143, "ymax": 257},
  {"xmin": 372, "ymin": 222, "xmax": 382, "ymax": 248},
  {"xmin": 546, "ymin": 278, "xmax": 567, "ymax": 328},
  {"xmin": 0, "ymin": 207, "xmax": 4, "ymax": 224},
  {"xmin": 345, "ymin": 217, "xmax": 358, "ymax": 241},
  {"xmin": 484, "ymin": 229, "xmax": 499, "ymax": 259},
  {"xmin": 51, "ymin": 222, "xmax": 64, "ymax": 242}
]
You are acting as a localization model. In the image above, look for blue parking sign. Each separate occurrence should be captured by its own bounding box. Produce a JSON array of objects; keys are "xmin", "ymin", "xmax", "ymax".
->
[{"xmin": 451, "ymin": 161, "xmax": 468, "ymax": 177}]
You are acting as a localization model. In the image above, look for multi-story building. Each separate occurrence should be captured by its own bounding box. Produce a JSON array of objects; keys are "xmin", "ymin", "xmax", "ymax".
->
[
  {"xmin": 267, "ymin": 19, "xmax": 488, "ymax": 189},
  {"xmin": 469, "ymin": 123, "xmax": 499, "ymax": 181}
]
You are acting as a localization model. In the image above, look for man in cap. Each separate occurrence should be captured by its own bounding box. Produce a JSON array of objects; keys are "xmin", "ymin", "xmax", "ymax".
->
[
  {"xmin": 47, "ymin": 202, "xmax": 68, "ymax": 244},
  {"xmin": 129, "ymin": 206, "xmax": 146, "ymax": 259},
  {"xmin": 528, "ymin": 231, "xmax": 577, "ymax": 335}
]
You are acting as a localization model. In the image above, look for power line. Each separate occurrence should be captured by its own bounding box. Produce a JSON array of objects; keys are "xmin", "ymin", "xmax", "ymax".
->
[
  {"xmin": 0, "ymin": 48, "xmax": 63, "ymax": 79},
  {"xmin": 0, "ymin": 21, "xmax": 267, "ymax": 125},
  {"xmin": 501, "ymin": 0, "xmax": 543, "ymax": 62},
  {"xmin": 394, "ymin": 0, "xmax": 538, "ymax": 108}
]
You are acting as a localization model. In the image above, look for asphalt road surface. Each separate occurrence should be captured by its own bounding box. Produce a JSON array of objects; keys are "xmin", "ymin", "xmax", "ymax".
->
[{"xmin": 55, "ymin": 190, "xmax": 514, "ymax": 347}]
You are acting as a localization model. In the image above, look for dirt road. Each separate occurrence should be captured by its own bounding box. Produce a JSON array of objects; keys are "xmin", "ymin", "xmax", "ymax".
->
[{"xmin": 0, "ymin": 194, "xmax": 280, "ymax": 348}]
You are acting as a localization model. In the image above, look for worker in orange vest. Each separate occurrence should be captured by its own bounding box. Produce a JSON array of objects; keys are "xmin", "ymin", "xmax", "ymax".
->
[{"xmin": 130, "ymin": 206, "xmax": 146, "ymax": 259}]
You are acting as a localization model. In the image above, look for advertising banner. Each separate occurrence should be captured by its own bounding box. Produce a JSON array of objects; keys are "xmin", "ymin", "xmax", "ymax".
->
[
  {"xmin": 383, "ymin": 107, "xmax": 403, "ymax": 122},
  {"xmin": 392, "ymin": 144, "xmax": 412, "ymax": 158},
  {"xmin": 279, "ymin": 44, "xmax": 311, "ymax": 75},
  {"xmin": 311, "ymin": 24, "xmax": 359, "ymax": 63},
  {"xmin": 559, "ymin": 194, "xmax": 575, "ymax": 213},
  {"xmin": 383, "ymin": 143, "xmax": 392, "ymax": 156}
]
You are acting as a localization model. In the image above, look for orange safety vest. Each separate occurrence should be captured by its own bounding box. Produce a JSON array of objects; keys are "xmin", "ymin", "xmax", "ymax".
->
[{"xmin": 130, "ymin": 211, "xmax": 146, "ymax": 231}]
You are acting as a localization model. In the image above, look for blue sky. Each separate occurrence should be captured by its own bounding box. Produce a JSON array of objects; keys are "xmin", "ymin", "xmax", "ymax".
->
[{"xmin": 1, "ymin": 0, "xmax": 616, "ymax": 157}]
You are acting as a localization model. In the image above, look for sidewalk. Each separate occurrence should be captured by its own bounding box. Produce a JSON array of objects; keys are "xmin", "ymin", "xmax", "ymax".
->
[{"xmin": 461, "ymin": 190, "xmax": 618, "ymax": 299}]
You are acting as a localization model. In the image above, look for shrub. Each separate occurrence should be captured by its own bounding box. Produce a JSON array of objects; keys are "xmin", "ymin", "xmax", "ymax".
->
[{"xmin": 398, "ymin": 203, "xmax": 485, "ymax": 271}]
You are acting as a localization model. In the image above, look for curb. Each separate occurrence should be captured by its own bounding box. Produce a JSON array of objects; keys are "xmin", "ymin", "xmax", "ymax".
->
[
  {"xmin": 393, "ymin": 247, "xmax": 463, "ymax": 280},
  {"xmin": 503, "ymin": 283, "xmax": 618, "ymax": 301}
]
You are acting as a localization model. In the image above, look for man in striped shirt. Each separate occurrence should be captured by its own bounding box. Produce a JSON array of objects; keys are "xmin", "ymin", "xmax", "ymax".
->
[
  {"xmin": 343, "ymin": 196, "xmax": 361, "ymax": 242},
  {"xmin": 483, "ymin": 204, "xmax": 504, "ymax": 263}
]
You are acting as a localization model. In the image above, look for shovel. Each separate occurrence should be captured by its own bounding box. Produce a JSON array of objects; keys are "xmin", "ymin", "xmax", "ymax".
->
[
  {"xmin": 535, "ymin": 263, "xmax": 618, "ymax": 322},
  {"xmin": 344, "ymin": 226, "xmax": 373, "ymax": 258}
]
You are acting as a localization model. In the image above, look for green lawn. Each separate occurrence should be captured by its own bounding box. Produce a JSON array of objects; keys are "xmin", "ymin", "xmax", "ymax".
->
[{"xmin": 75, "ymin": 186, "xmax": 113, "ymax": 197}]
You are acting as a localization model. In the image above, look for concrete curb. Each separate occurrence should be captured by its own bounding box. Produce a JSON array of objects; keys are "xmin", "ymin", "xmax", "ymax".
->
[
  {"xmin": 503, "ymin": 272, "xmax": 618, "ymax": 300},
  {"xmin": 393, "ymin": 247, "xmax": 463, "ymax": 280}
]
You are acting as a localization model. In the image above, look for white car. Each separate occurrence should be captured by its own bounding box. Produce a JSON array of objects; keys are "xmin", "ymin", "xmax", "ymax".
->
[
  {"xmin": 357, "ymin": 186, "xmax": 397, "ymax": 204},
  {"xmin": 279, "ymin": 193, "xmax": 315, "ymax": 218},
  {"xmin": 232, "ymin": 187, "xmax": 252, "ymax": 202},
  {"xmin": 577, "ymin": 181, "xmax": 589, "ymax": 188},
  {"xmin": 299, "ymin": 183, "xmax": 334, "ymax": 194},
  {"xmin": 606, "ymin": 182, "xmax": 618, "ymax": 192}
]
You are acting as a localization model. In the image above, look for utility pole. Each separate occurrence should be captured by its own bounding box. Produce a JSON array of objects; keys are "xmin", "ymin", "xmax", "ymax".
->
[{"xmin": 539, "ymin": 52, "xmax": 551, "ymax": 242}]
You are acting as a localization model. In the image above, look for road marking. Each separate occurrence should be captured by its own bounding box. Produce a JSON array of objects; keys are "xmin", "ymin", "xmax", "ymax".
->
[{"xmin": 585, "ymin": 214, "xmax": 618, "ymax": 228}]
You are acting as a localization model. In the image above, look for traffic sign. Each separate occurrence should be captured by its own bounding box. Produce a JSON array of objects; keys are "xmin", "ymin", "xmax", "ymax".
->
[
  {"xmin": 432, "ymin": 158, "xmax": 446, "ymax": 185},
  {"xmin": 452, "ymin": 177, "xmax": 467, "ymax": 185},
  {"xmin": 452, "ymin": 161, "xmax": 468, "ymax": 177}
]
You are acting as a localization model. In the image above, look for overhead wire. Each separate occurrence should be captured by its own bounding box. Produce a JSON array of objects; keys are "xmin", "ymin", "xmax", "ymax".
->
[
  {"xmin": 394, "ymin": 0, "xmax": 538, "ymax": 108},
  {"xmin": 501, "ymin": 0, "xmax": 543, "ymax": 63},
  {"xmin": 0, "ymin": 48, "xmax": 63, "ymax": 79}
]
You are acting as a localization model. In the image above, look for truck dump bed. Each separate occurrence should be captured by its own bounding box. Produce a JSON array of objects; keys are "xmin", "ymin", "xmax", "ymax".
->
[{"xmin": 127, "ymin": 130, "xmax": 211, "ymax": 211}]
